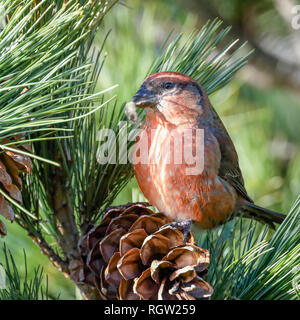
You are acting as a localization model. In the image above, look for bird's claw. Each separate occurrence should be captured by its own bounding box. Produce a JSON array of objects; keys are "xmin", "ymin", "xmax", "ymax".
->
[{"xmin": 161, "ymin": 219, "xmax": 193, "ymax": 244}]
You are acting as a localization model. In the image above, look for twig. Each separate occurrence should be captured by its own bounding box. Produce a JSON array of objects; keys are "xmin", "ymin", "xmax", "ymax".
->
[
  {"xmin": 16, "ymin": 218, "xmax": 69, "ymax": 276},
  {"xmin": 29, "ymin": 233, "xmax": 70, "ymax": 277}
]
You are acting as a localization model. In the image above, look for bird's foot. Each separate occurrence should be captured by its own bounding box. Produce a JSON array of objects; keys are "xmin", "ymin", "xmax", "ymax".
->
[{"xmin": 162, "ymin": 219, "xmax": 193, "ymax": 244}]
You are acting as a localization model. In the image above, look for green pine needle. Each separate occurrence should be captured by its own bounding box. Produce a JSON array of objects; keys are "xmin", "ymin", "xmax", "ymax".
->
[
  {"xmin": 0, "ymin": 0, "xmax": 118, "ymax": 221},
  {"xmin": 199, "ymin": 195, "xmax": 300, "ymax": 300},
  {"xmin": 0, "ymin": 245, "xmax": 52, "ymax": 300},
  {"xmin": 149, "ymin": 19, "xmax": 253, "ymax": 95}
]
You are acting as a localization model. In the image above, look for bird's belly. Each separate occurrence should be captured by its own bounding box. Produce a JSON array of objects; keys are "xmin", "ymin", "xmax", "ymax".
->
[{"xmin": 133, "ymin": 123, "xmax": 237, "ymax": 229}]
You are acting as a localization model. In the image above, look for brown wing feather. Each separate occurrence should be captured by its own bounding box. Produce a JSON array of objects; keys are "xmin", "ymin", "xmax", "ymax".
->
[{"xmin": 208, "ymin": 106, "xmax": 253, "ymax": 203}]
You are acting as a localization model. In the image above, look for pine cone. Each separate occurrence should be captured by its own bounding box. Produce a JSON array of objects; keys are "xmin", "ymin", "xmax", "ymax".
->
[
  {"xmin": 0, "ymin": 139, "xmax": 32, "ymax": 236},
  {"xmin": 79, "ymin": 202, "xmax": 213, "ymax": 300}
]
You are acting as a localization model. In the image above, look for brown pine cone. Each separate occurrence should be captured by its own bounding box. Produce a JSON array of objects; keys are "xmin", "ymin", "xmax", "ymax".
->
[
  {"xmin": 78, "ymin": 202, "xmax": 213, "ymax": 300},
  {"xmin": 0, "ymin": 139, "xmax": 32, "ymax": 236}
]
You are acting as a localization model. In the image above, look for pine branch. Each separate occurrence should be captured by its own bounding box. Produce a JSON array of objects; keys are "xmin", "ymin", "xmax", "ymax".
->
[
  {"xmin": 0, "ymin": 0, "xmax": 119, "ymax": 231},
  {"xmin": 149, "ymin": 19, "xmax": 253, "ymax": 95},
  {"xmin": 234, "ymin": 195, "xmax": 300, "ymax": 300},
  {"xmin": 0, "ymin": 0, "xmax": 114, "ymax": 140},
  {"xmin": 199, "ymin": 195, "xmax": 300, "ymax": 300},
  {"xmin": 0, "ymin": 1, "xmax": 120, "ymax": 299}
]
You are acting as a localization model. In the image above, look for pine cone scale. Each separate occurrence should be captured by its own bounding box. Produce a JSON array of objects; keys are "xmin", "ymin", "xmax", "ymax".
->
[
  {"xmin": 117, "ymin": 247, "xmax": 143, "ymax": 280},
  {"xmin": 119, "ymin": 228, "xmax": 148, "ymax": 255},
  {"xmin": 99, "ymin": 227, "xmax": 127, "ymax": 263},
  {"xmin": 0, "ymin": 139, "xmax": 32, "ymax": 236},
  {"xmin": 133, "ymin": 268, "xmax": 159, "ymax": 300}
]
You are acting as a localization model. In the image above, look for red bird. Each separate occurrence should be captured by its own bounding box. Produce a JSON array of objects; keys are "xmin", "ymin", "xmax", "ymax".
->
[{"xmin": 131, "ymin": 71, "xmax": 285, "ymax": 236}]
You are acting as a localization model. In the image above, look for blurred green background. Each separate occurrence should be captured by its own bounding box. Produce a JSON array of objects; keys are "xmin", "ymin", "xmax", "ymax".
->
[{"xmin": 1, "ymin": 0, "xmax": 299, "ymax": 299}]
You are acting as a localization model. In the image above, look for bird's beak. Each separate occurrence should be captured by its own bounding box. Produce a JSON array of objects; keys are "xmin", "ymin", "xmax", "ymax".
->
[{"xmin": 131, "ymin": 87, "xmax": 158, "ymax": 108}]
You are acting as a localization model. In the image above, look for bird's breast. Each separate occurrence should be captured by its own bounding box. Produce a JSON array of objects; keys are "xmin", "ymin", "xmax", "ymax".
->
[{"xmin": 132, "ymin": 113, "xmax": 237, "ymax": 228}]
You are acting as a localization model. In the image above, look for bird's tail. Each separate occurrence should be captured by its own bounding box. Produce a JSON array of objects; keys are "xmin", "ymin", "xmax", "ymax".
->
[{"xmin": 238, "ymin": 203, "xmax": 286, "ymax": 229}]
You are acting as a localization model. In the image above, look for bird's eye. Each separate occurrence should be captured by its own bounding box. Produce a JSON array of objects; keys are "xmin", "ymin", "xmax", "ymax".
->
[{"xmin": 163, "ymin": 82, "xmax": 174, "ymax": 90}]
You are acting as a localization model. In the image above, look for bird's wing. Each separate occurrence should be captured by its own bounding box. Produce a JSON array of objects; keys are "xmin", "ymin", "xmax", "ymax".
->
[{"xmin": 209, "ymin": 106, "xmax": 253, "ymax": 203}]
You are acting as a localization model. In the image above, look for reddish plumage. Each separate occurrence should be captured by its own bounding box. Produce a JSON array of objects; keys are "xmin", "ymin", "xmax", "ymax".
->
[{"xmin": 131, "ymin": 71, "xmax": 285, "ymax": 230}]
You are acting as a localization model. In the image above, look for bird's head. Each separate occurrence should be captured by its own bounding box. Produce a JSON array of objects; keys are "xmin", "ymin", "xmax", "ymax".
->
[{"xmin": 131, "ymin": 71, "xmax": 210, "ymax": 125}]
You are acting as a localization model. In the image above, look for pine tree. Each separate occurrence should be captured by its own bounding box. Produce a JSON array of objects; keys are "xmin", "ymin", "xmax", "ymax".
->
[{"xmin": 0, "ymin": 1, "xmax": 299, "ymax": 300}]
